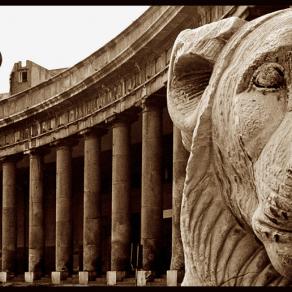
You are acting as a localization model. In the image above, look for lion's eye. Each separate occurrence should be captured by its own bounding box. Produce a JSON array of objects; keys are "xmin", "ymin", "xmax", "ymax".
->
[{"xmin": 253, "ymin": 63, "xmax": 285, "ymax": 89}]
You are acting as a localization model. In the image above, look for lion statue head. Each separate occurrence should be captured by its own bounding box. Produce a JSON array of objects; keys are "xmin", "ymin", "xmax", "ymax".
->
[{"xmin": 167, "ymin": 8, "xmax": 292, "ymax": 286}]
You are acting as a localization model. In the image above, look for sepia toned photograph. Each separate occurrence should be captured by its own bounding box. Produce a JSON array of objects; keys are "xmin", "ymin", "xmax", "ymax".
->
[{"xmin": 0, "ymin": 4, "xmax": 291, "ymax": 287}]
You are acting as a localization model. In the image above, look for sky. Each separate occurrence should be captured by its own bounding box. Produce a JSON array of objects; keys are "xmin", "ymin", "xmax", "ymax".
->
[{"xmin": 0, "ymin": 6, "xmax": 149, "ymax": 93}]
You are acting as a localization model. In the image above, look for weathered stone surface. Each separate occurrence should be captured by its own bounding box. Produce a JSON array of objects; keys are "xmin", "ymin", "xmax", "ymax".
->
[
  {"xmin": 168, "ymin": 16, "xmax": 247, "ymax": 151},
  {"xmin": 170, "ymin": 126, "xmax": 188, "ymax": 271},
  {"xmin": 167, "ymin": 9, "xmax": 292, "ymax": 286}
]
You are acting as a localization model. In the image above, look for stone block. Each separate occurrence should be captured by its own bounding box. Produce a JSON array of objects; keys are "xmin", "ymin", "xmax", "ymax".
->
[
  {"xmin": 51, "ymin": 271, "xmax": 69, "ymax": 284},
  {"xmin": 0, "ymin": 272, "xmax": 9, "ymax": 283},
  {"xmin": 106, "ymin": 271, "xmax": 126, "ymax": 285},
  {"xmin": 106, "ymin": 271, "xmax": 116, "ymax": 286},
  {"xmin": 167, "ymin": 270, "xmax": 184, "ymax": 286},
  {"xmin": 78, "ymin": 271, "xmax": 96, "ymax": 285},
  {"xmin": 24, "ymin": 271, "xmax": 41, "ymax": 283},
  {"xmin": 136, "ymin": 270, "xmax": 153, "ymax": 286}
]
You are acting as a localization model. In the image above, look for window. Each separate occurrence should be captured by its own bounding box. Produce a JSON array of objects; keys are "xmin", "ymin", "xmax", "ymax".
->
[{"xmin": 19, "ymin": 71, "xmax": 28, "ymax": 83}]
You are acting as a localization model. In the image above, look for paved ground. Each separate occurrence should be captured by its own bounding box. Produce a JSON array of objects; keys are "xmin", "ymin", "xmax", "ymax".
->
[{"xmin": 0, "ymin": 275, "xmax": 168, "ymax": 287}]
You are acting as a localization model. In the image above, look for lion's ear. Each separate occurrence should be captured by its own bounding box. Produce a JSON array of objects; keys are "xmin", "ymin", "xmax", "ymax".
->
[{"xmin": 167, "ymin": 17, "xmax": 246, "ymax": 151}]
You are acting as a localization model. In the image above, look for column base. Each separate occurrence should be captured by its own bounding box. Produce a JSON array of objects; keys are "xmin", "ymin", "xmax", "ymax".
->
[
  {"xmin": 106, "ymin": 271, "xmax": 126, "ymax": 285},
  {"xmin": 51, "ymin": 271, "xmax": 69, "ymax": 284},
  {"xmin": 79, "ymin": 271, "xmax": 96, "ymax": 285},
  {"xmin": 24, "ymin": 271, "xmax": 41, "ymax": 283},
  {"xmin": 166, "ymin": 270, "xmax": 184, "ymax": 286},
  {"xmin": 0, "ymin": 272, "xmax": 14, "ymax": 283},
  {"xmin": 136, "ymin": 270, "xmax": 154, "ymax": 286}
]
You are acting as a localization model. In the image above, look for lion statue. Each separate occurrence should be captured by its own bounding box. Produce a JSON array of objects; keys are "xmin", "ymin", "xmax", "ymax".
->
[{"xmin": 167, "ymin": 8, "xmax": 292, "ymax": 286}]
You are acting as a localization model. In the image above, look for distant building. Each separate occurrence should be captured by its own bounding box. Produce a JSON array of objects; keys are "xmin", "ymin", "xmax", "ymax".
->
[{"xmin": 9, "ymin": 60, "xmax": 67, "ymax": 95}]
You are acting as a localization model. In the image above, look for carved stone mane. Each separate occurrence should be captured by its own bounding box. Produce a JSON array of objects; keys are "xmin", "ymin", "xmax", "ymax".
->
[
  {"xmin": 167, "ymin": 9, "xmax": 292, "ymax": 286},
  {"xmin": 182, "ymin": 166, "xmax": 289, "ymax": 286}
]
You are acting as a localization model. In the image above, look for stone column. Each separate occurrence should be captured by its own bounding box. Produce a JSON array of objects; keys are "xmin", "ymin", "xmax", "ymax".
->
[
  {"xmin": 107, "ymin": 119, "xmax": 131, "ymax": 285},
  {"xmin": 0, "ymin": 159, "xmax": 17, "ymax": 283},
  {"xmin": 167, "ymin": 126, "xmax": 189, "ymax": 286},
  {"xmin": 52, "ymin": 143, "xmax": 73, "ymax": 284},
  {"xmin": 79, "ymin": 130, "xmax": 102, "ymax": 285},
  {"xmin": 138, "ymin": 100, "xmax": 162, "ymax": 284},
  {"xmin": 25, "ymin": 151, "xmax": 44, "ymax": 283}
]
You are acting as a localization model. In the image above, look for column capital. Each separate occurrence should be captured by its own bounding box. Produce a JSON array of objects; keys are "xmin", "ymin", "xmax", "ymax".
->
[
  {"xmin": 140, "ymin": 96, "xmax": 164, "ymax": 112},
  {"xmin": 105, "ymin": 112, "xmax": 138, "ymax": 128},
  {"xmin": 23, "ymin": 146, "xmax": 50, "ymax": 157},
  {"xmin": 49, "ymin": 137, "xmax": 78, "ymax": 149},
  {"xmin": 0, "ymin": 153, "xmax": 23, "ymax": 164},
  {"xmin": 79, "ymin": 126, "xmax": 107, "ymax": 138}
]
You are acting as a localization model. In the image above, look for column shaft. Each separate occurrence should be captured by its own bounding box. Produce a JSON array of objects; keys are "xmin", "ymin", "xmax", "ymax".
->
[
  {"xmin": 83, "ymin": 133, "xmax": 101, "ymax": 272},
  {"xmin": 111, "ymin": 121, "xmax": 131, "ymax": 271},
  {"xmin": 56, "ymin": 145, "xmax": 72, "ymax": 273},
  {"xmin": 141, "ymin": 103, "xmax": 162, "ymax": 271},
  {"xmin": 28, "ymin": 153, "xmax": 44, "ymax": 273},
  {"xmin": 170, "ymin": 126, "xmax": 188, "ymax": 270},
  {"xmin": 2, "ymin": 161, "xmax": 17, "ymax": 273}
]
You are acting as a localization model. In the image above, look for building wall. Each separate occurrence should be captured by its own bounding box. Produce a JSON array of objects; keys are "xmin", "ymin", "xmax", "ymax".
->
[
  {"xmin": 30, "ymin": 61, "xmax": 50, "ymax": 88},
  {"xmin": 9, "ymin": 60, "xmax": 67, "ymax": 95}
]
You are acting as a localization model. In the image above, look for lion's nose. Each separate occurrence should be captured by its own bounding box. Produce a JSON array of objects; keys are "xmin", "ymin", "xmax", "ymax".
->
[
  {"xmin": 253, "ymin": 205, "xmax": 292, "ymax": 243},
  {"xmin": 252, "ymin": 206, "xmax": 292, "ymax": 279},
  {"xmin": 260, "ymin": 229, "xmax": 280, "ymax": 244}
]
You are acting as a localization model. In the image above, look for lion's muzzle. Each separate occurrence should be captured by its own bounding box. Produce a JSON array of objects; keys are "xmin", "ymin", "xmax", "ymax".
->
[{"xmin": 253, "ymin": 113, "xmax": 292, "ymax": 279}]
